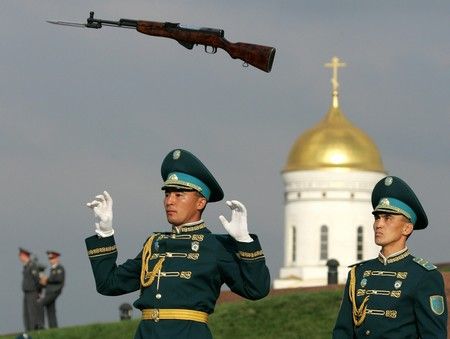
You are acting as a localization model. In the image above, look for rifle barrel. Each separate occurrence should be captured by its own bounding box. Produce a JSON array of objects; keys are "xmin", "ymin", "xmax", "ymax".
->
[{"xmin": 46, "ymin": 20, "xmax": 86, "ymax": 28}]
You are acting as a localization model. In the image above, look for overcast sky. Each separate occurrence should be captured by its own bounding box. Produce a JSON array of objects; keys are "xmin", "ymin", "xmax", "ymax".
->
[{"xmin": 1, "ymin": 0, "xmax": 450, "ymax": 334}]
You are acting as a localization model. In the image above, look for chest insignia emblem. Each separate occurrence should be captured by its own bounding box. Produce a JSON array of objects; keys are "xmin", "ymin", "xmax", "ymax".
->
[
  {"xmin": 191, "ymin": 241, "xmax": 200, "ymax": 252},
  {"xmin": 360, "ymin": 278, "xmax": 367, "ymax": 288}
]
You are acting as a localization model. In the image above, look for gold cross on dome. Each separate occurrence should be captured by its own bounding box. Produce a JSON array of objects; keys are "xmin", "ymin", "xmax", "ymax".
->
[
  {"xmin": 325, "ymin": 56, "xmax": 346, "ymax": 92},
  {"xmin": 324, "ymin": 56, "xmax": 346, "ymax": 107}
]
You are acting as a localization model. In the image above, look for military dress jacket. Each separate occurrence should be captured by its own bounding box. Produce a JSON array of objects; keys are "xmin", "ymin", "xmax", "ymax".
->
[
  {"xmin": 22, "ymin": 261, "xmax": 40, "ymax": 293},
  {"xmin": 85, "ymin": 222, "xmax": 270, "ymax": 339},
  {"xmin": 46, "ymin": 264, "xmax": 65, "ymax": 295},
  {"xmin": 333, "ymin": 250, "xmax": 447, "ymax": 338}
]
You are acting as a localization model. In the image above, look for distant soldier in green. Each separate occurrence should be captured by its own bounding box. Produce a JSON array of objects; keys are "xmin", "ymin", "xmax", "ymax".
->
[
  {"xmin": 18, "ymin": 248, "xmax": 42, "ymax": 331},
  {"xmin": 38, "ymin": 250, "xmax": 65, "ymax": 328},
  {"xmin": 84, "ymin": 149, "xmax": 270, "ymax": 339},
  {"xmin": 333, "ymin": 176, "xmax": 448, "ymax": 338}
]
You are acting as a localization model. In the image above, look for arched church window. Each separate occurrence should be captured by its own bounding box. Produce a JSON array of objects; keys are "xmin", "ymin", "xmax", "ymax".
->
[
  {"xmin": 320, "ymin": 225, "xmax": 328, "ymax": 260},
  {"xmin": 292, "ymin": 226, "xmax": 297, "ymax": 262},
  {"xmin": 357, "ymin": 226, "xmax": 363, "ymax": 260}
]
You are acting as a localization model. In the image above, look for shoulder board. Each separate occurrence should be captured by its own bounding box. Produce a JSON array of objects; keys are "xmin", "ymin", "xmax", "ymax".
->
[
  {"xmin": 413, "ymin": 257, "xmax": 437, "ymax": 271},
  {"xmin": 348, "ymin": 259, "xmax": 371, "ymax": 268}
]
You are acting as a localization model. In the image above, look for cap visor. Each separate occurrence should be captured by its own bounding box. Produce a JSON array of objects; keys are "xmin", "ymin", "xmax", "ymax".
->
[{"xmin": 161, "ymin": 184, "xmax": 197, "ymax": 191}]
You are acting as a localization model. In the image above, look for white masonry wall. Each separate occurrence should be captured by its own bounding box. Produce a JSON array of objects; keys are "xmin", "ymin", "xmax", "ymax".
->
[{"xmin": 273, "ymin": 169, "xmax": 385, "ymax": 289}]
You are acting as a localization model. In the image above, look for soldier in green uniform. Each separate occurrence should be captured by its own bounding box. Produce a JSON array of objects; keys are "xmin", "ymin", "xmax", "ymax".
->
[
  {"xmin": 333, "ymin": 175, "xmax": 448, "ymax": 338},
  {"xmin": 84, "ymin": 149, "xmax": 270, "ymax": 339}
]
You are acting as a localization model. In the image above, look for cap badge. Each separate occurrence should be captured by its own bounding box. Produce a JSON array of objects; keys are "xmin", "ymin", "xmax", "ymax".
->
[
  {"xmin": 384, "ymin": 177, "xmax": 393, "ymax": 186},
  {"xmin": 173, "ymin": 150, "xmax": 181, "ymax": 160},
  {"xmin": 168, "ymin": 173, "xmax": 178, "ymax": 181},
  {"xmin": 380, "ymin": 198, "xmax": 390, "ymax": 206}
]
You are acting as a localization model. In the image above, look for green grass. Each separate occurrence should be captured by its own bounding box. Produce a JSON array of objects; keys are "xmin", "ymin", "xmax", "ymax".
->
[
  {"xmin": 211, "ymin": 289, "xmax": 342, "ymax": 339},
  {"xmin": 2, "ymin": 289, "xmax": 343, "ymax": 339},
  {"xmin": 2, "ymin": 321, "xmax": 140, "ymax": 339}
]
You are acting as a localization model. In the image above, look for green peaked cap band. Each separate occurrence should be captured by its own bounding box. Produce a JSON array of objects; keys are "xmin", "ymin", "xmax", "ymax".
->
[
  {"xmin": 373, "ymin": 197, "xmax": 417, "ymax": 225},
  {"xmin": 163, "ymin": 172, "xmax": 211, "ymax": 200}
]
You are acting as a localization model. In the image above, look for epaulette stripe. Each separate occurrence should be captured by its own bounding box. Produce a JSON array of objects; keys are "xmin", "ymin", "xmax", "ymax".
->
[{"xmin": 413, "ymin": 257, "xmax": 437, "ymax": 271}]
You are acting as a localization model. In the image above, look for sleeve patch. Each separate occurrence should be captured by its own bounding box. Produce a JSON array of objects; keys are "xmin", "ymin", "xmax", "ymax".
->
[{"xmin": 430, "ymin": 295, "xmax": 445, "ymax": 315}]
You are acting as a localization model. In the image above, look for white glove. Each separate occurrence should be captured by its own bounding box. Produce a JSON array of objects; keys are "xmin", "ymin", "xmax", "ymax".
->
[
  {"xmin": 219, "ymin": 200, "xmax": 253, "ymax": 243},
  {"xmin": 86, "ymin": 191, "xmax": 114, "ymax": 238}
]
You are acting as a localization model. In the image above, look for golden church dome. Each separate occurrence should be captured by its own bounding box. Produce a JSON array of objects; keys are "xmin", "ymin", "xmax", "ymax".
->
[
  {"xmin": 284, "ymin": 57, "xmax": 384, "ymax": 173},
  {"xmin": 284, "ymin": 104, "xmax": 385, "ymax": 172}
]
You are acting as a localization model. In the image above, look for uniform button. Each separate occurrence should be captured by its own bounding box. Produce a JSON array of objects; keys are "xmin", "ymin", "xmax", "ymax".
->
[
  {"xmin": 156, "ymin": 293, "xmax": 162, "ymax": 299},
  {"xmin": 365, "ymin": 330, "xmax": 370, "ymax": 335}
]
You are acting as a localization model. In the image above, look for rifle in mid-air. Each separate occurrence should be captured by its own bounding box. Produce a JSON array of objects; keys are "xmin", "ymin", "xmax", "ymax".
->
[{"xmin": 48, "ymin": 11, "xmax": 276, "ymax": 73}]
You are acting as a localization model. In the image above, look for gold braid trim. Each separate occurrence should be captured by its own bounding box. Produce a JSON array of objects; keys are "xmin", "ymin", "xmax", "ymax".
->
[
  {"xmin": 140, "ymin": 235, "xmax": 165, "ymax": 288},
  {"xmin": 87, "ymin": 245, "xmax": 117, "ymax": 257},
  {"xmin": 238, "ymin": 250, "xmax": 265, "ymax": 260},
  {"xmin": 349, "ymin": 266, "xmax": 369, "ymax": 327}
]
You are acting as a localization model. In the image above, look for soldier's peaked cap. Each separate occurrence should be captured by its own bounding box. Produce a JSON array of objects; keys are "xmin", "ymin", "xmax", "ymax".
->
[
  {"xmin": 18, "ymin": 247, "xmax": 31, "ymax": 256},
  {"xmin": 371, "ymin": 176, "xmax": 428, "ymax": 230},
  {"xmin": 161, "ymin": 149, "xmax": 224, "ymax": 202},
  {"xmin": 46, "ymin": 250, "xmax": 61, "ymax": 258}
]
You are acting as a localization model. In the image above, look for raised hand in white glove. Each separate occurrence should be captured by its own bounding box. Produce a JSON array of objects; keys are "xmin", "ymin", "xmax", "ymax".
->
[
  {"xmin": 86, "ymin": 191, "xmax": 114, "ymax": 238},
  {"xmin": 219, "ymin": 200, "xmax": 253, "ymax": 243}
]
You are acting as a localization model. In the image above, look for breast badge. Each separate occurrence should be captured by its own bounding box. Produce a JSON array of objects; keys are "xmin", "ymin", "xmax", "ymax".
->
[
  {"xmin": 394, "ymin": 280, "xmax": 402, "ymax": 289},
  {"xmin": 191, "ymin": 241, "xmax": 200, "ymax": 252}
]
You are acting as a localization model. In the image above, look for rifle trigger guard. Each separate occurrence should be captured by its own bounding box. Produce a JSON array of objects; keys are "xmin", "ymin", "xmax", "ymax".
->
[{"xmin": 204, "ymin": 45, "xmax": 217, "ymax": 54}]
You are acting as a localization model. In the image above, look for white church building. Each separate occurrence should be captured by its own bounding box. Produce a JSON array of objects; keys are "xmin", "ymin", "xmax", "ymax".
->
[{"xmin": 274, "ymin": 57, "xmax": 386, "ymax": 288}]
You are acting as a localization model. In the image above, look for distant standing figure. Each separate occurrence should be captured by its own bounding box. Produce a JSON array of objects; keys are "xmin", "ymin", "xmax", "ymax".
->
[
  {"xmin": 18, "ymin": 248, "xmax": 42, "ymax": 331},
  {"xmin": 38, "ymin": 250, "xmax": 65, "ymax": 328}
]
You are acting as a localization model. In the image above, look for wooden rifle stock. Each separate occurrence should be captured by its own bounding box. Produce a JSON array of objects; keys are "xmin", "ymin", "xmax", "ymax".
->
[
  {"xmin": 136, "ymin": 21, "xmax": 275, "ymax": 73},
  {"xmin": 48, "ymin": 12, "xmax": 276, "ymax": 72}
]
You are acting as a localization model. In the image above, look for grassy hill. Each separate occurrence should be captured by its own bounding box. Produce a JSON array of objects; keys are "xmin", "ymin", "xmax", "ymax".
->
[{"xmin": 2, "ymin": 289, "xmax": 343, "ymax": 339}]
